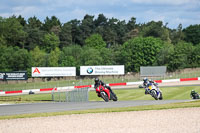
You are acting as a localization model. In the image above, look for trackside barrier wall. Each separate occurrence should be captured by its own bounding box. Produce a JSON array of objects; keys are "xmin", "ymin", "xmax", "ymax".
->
[{"xmin": 0, "ymin": 77, "xmax": 200, "ymax": 95}]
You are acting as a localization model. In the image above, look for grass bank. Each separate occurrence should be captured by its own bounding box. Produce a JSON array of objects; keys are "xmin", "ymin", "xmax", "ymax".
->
[{"xmin": 1, "ymin": 85, "xmax": 200, "ymax": 103}]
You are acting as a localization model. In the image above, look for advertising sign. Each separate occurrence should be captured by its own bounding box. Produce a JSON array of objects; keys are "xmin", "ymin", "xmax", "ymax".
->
[
  {"xmin": 32, "ymin": 67, "xmax": 76, "ymax": 77},
  {"xmin": 0, "ymin": 72, "xmax": 28, "ymax": 80},
  {"xmin": 80, "ymin": 65, "xmax": 124, "ymax": 75}
]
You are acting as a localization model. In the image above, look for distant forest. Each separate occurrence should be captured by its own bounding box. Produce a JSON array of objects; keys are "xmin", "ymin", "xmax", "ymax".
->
[{"xmin": 0, "ymin": 14, "xmax": 200, "ymax": 76}]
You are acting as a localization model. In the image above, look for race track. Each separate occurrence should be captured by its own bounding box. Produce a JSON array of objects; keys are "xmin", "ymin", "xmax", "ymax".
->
[
  {"xmin": 1, "ymin": 81, "xmax": 200, "ymax": 116},
  {"xmin": 0, "ymin": 100, "xmax": 192, "ymax": 116}
]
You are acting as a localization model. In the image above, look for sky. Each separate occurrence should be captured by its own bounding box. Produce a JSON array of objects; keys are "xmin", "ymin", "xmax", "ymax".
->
[{"xmin": 0, "ymin": 0, "xmax": 200, "ymax": 29}]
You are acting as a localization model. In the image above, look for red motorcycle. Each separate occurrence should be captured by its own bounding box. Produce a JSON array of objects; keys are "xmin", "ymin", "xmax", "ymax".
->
[{"xmin": 96, "ymin": 84, "xmax": 117, "ymax": 102}]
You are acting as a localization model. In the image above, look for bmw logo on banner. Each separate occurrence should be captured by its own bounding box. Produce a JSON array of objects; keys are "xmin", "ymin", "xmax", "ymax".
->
[
  {"xmin": 87, "ymin": 67, "xmax": 93, "ymax": 74},
  {"xmin": 80, "ymin": 65, "xmax": 125, "ymax": 75}
]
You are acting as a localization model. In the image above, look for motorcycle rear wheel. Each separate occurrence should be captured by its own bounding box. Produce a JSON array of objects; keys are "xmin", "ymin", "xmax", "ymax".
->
[
  {"xmin": 194, "ymin": 94, "xmax": 200, "ymax": 99},
  {"xmin": 111, "ymin": 93, "xmax": 118, "ymax": 101}
]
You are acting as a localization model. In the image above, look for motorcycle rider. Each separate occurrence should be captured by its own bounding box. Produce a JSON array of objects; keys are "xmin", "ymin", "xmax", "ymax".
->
[
  {"xmin": 94, "ymin": 77, "xmax": 114, "ymax": 97},
  {"xmin": 190, "ymin": 90, "xmax": 199, "ymax": 99},
  {"xmin": 143, "ymin": 77, "xmax": 150, "ymax": 94},
  {"xmin": 143, "ymin": 77, "xmax": 149, "ymax": 87},
  {"xmin": 146, "ymin": 79, "xmax": 160, "ymax": 94}
]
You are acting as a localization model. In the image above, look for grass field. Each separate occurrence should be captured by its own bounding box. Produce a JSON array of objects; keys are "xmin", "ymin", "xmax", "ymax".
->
[
  {"xmin": 90, "ymin": 86, "xmax": 200, "ymax": 101},
  {"xmin": 1, "ymin": 85, "xmax": 200, "ymax": 103}
]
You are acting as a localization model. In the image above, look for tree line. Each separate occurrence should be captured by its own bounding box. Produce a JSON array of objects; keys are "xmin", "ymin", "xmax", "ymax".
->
[{"xmin": 0, "ymin": 14, "xmax": 200, "ymax": 76}]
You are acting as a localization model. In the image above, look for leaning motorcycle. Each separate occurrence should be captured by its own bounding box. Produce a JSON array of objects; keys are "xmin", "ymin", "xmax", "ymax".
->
[
  {"xmin": 191, "ymin": 93, "xmax": 200, "ymax": 99},
  {"xmin": 96, "ymin": 84, "xmax": 118, "ymax": 102},
  {"xmin": 146, "ymin": 84, "xmax": 163, "ymax": 100}
]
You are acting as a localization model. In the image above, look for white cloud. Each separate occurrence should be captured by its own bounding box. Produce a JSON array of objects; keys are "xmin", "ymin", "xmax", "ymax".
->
[
  {"xmin": 0, "ymin": 0, "xmax": 199, "ymax": 28},
  {"xmin": 12, "ymin": 6, "xmax": 41, "ymax": 17},
  {"xmin": 130, "ymin": 0, "xmax": 200, "ymax": 5}
]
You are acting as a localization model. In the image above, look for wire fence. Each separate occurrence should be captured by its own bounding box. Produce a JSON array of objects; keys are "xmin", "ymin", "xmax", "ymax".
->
[{"xmin": 52, "ymin": 87, "xmax": 89, "ymax": 102}]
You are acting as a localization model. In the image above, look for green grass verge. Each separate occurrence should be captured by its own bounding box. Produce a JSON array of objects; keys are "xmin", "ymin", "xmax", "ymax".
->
[
  {"xmin": 1, "ymin": 85, "xmax": 200, "ymax": 103},
  {"xmin": 90, "ymin": 86, "xmax": 200, "ymax": 101},
  {"xmin": 0, "ymin": 93, "xmax": 52, "ymax": 104},
  {"xmin": 0, "ymin": 100, "xmax": 200, "ymax": 120}
]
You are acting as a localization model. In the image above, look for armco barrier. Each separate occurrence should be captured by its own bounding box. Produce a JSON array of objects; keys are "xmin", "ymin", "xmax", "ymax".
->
[{"xmin": 0, "ymin": 77, "xmax": 200, "ymax": 95}]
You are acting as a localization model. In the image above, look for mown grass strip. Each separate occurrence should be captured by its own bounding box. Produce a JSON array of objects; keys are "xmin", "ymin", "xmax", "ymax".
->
[
  {"xmin": 1, "ymin": 86, "xmax": 200, "ymax": 103},
  {"xmin": 0, "ymin": 100, "xmax": 200, "ymax": 120}
]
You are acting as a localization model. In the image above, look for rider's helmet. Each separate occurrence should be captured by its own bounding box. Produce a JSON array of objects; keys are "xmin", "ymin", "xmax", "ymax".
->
[
  {"xmin": 143, "ymin": 77, "xmax": 148, "ymax": 83},
  {"xmin": 191, "ymin": 90, "xmax": 196, "ymax": 94},
  {"xmin": 149, "ymin": 79, "xmax": 153, "ymax": 83},
  {"xmin": 94, "ymin": 77, "xmax": 99, "ymax": 83}
]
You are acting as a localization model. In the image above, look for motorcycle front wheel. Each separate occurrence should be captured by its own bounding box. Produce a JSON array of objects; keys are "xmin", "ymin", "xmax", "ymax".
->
[
  {"xmin": 100, "ymin": 91, "xmax": 109, "ymax": 102},
  {"xmin": 150, "ymin": 90, "xmax": 158, "ymax": 100},
  {"xmin": 159, "ymin": 92, "xmax": 163, "ymax": 100}
]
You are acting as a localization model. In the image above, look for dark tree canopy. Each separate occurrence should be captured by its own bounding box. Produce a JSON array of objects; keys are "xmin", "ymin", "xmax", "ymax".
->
[{"xmin": 0, "ymin": 14, "xmax": 200, "ymax": 75}]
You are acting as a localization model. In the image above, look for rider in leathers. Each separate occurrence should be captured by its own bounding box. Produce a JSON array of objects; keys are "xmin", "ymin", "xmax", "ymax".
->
[
  {"xmin": 143, "ymin": 78, "xmax": 160, "ymax": 94},
  {"xmin": 94, "ymin": 78, "xmax": 114, "ymax": 97}
]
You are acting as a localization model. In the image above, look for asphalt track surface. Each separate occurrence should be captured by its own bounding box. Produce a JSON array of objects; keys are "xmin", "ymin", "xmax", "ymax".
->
[{"xmin": 0, "ymin": 100, "xmax": 193, "ymax": 116}]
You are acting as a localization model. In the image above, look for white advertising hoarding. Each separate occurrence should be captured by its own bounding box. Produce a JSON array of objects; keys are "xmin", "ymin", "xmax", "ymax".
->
[
  {"xmin": 80, "ymin": 65, "xmax": 124, "ymax": 75},
  {"xmin": 32, "ymin": 67, "xmax": 76, "ymax": 77}
]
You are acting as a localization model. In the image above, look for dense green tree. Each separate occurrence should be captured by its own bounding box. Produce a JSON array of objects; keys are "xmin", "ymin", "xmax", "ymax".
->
[
  {"xmin": 122, "ymin": 37, "xmax": 163, "ymax": 72},
  {"xmin": 183, "ymin": 24, "xmax": 200, "ymax": 45},
  {"xmin": 94, "ymin": 14, "xmax": 108, "ymax": 37},
  {"xmin": 80, "ymin": 14, "xmax": 95, "ymax": 45},
  {"xmin": 59, "ymin": 56, "xmax": 76, "ymax": 67},
  {"xmin": 69, "ymin": 19, "xmax": 82, "ymax": 45},
  {"xmin": 155, "ymin": 42, "xmax": 174, "ymax": 66},
  {"xmin": 0, "ymin": 46, "xmax": 31, "ymax": 71},
  {"xmin": 141, "ymin": 21, "xmax": 170, "ymax": 43},
  {"xmin": 30, "ymin": 46, "xmax": 47, "ymax": 67},
  {"xmin": 0, "ymin": 46, "xmax": 13, "ymax": 71},
  {"xmin": 103, "ymin": 18, "xmax": 118, "ymax": 46},
  {"xmin": 170, "ymin": 24, "xmax": 184, "ymax": 44},
  {"xmin": 27, "ymin": 16, "xmax": 42, "ymax": 29},
  {"xmin": 59, "ymin": 45, "xmax": 82, "ymax": 67},
  {"xmin": 42, "ymin": 32, "xmax": 60, "ymax": 53},
  {"xmin": 168, "ymin": 42, "xmax": 194, "ymax": 71},
  {"xmin": 110, "ymin": 44, "xmax": 124, "ymax": 65},
  {"xmin": 123, "ymin": 29, "xmax": 139, "ymax": 42},
  {"xmin": 2, "ymin": 17, "xmax": 27, "ymax": 48},
  {"xmin": 191, "ymin": 44, "xmax": 200, "ymax": 67},
  {"xmin": 47, "ymin": 47, "xmax": 61, "ymax": 67},
  {"xmin": 0, "ymin": 35, "xmax": 6, "ymax": 46},
  {"xmin": 25, "ymin": 28, "xmax": 45, "ymax": 50},
  {"xmin": 127, "ymin": 17, "xmax": 137, "ymax": 31},
  {"xmin": 103, "ymin": 26, "xmax": 117, "ymax": 46},
  {"xmin": 85, "ymin": 34, "xmax": 106, "ymax": 49},
  {"xmin": 59, "ymin": 22, "xmax": 72, "ymax": 48},
  {"xmin": 94, "ymin": 14, "xmax": 107, "ymax": 27},
  {"xmin": 115, "ymin": 20, "xmax": 128, "ymax": 44},
  {"xmin": 17, "ymin": 15, "xmax": 27, "ymax": 26},
  {"xmin": 99, "ymin": 47, "xmax": 115, "ymax": 65},
  {"xmin": 1, "ymin": 13, "xmax": 200, "ymax": 73},
  {"xmin": 42, "ymin": 16, "xmax": 61, "ymax": 32},
  {"xmin": 80, "ymin": 46, "xmax": 103, "ymax": 65},
  {"xmin": 12, "ymin": 47, "xmax": 31, "ymax": 71}
]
